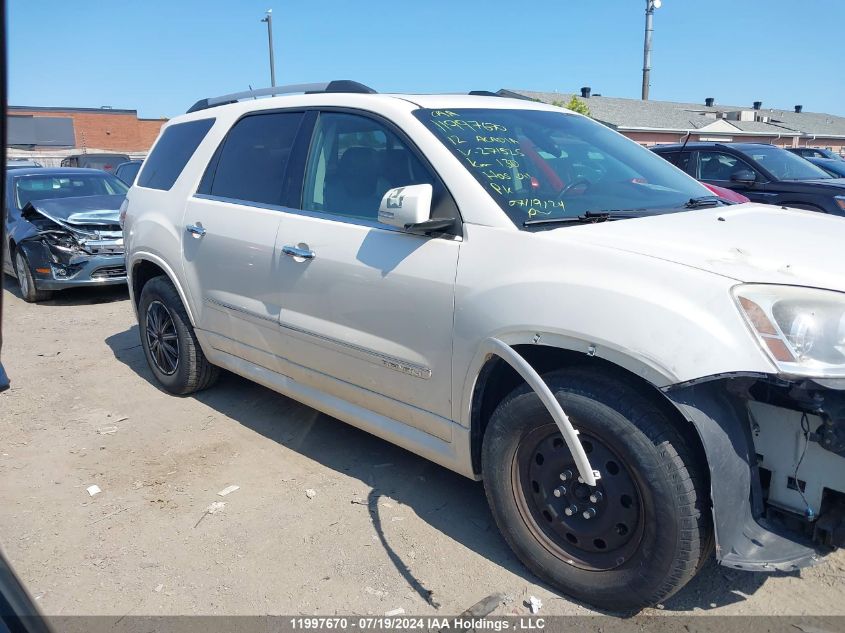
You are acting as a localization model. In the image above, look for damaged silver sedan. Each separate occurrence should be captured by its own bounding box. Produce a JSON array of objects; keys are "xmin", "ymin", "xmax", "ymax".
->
[{"xmin": 3, "ymin": 168, "xmax": 128, "ymax": 302}]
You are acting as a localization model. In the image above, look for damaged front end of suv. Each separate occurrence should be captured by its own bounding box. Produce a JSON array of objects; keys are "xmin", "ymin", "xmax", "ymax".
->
[
  {"xmin": 666, "ymin": 284, "xmax": 845, "ymax": 572},
  {"xmin": 13, "ymin": 195, "xmax": 127, "ymax": 292}
]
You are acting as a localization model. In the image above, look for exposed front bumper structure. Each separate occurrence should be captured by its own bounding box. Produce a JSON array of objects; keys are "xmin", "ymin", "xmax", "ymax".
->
[
  {"xmin": 665, "ymin": 375, "xmax": 845, "ymax": 572},
  {"xmin": 19, "ymin": 240, "xmax": 127, "ymax": 291}
]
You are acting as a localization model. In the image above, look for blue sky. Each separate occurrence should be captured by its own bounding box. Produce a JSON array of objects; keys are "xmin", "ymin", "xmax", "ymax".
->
[{"xmin": 8, "ymin": 0, "xmax": 845, "ymax": 119}]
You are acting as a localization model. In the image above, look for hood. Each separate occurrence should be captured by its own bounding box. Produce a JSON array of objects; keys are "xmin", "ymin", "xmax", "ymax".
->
[
  {"xmin": 21, "ymin": 195, "xmax": 124, "ymax": 233},
  {"xmin": 560, "ymin": 203, "xmax": 845, "ymax": 292},
  {"xmin": 799, "ymin": 177, "xmax": 845, "ymax": 190}
]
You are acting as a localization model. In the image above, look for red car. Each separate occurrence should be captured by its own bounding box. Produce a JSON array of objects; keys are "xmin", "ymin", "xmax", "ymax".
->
[{"xmin": 702, "ymin": 182, "xmax": 750, "ymax": 204}]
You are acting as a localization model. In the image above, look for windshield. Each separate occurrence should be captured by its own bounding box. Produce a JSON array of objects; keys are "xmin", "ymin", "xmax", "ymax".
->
[
  {"xmin": 14, "ymin": 173, "xmax": 129, "ymax": 209},
  {"xmin": 745, "ymin": 146, "xmax": 833, "ymax": 181},
  {"xmin": 812, "ymin": 159, "xmax": 845, "ymax": 178},
  {"xmin": 414, "ymin": 108, "xmax": 710, "ymax": 227}
]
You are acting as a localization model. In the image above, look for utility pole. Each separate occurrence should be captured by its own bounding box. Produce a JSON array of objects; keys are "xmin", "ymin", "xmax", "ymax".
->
[
  {"xmin": 261, "ymin": 9, "xmax": 276, "ymax": 87},
  {"xmin": 642, "ymin": 0, "xmax": 661, "ymax": 100}
]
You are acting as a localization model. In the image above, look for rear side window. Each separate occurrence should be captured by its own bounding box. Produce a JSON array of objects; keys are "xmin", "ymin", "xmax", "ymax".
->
[
  {"xmin": 138, "ymin": 118, "xmax": 215, "ymax": 190},
  {"xmin": 207, "ymin": 112, "xmax": 304, "ymax": 205}
]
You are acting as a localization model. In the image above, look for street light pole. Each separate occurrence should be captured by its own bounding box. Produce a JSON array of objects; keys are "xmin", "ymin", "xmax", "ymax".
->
[
  {"xmin": 260, "ymin": 9, "xmax": 276, "ymax": 87},
  {"xmin": 641, "ymin": 0, "xmax": 661, "ymax": 100}
]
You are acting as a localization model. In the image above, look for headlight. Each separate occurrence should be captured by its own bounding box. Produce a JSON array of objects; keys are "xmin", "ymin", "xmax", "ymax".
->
[
  {"xmin": 836, "ymin": 196, "xmax": 845, "ymax": 212},
  {"xmin": 734, "ymin": 284, "xmax": 845, "ymax": 377}
]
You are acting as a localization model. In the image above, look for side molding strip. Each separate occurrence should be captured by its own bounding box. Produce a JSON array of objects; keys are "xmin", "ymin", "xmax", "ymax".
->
[{"xmin": 482, "ymin": 338, "xmax": 600, "ymax": 487}]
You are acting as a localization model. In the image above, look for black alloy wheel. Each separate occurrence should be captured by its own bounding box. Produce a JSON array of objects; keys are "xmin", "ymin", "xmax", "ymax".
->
[{"xmin": 145, "ymin": 300, "xmax": 179, "ymax": 375}]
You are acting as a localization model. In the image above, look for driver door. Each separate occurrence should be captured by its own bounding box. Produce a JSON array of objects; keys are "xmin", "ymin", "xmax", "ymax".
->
[{"xmin": 274, "ymin": 111, "xmax": 460, "ymax": 433}]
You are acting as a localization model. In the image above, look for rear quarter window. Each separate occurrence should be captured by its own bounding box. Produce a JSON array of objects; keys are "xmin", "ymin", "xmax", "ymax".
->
[{"xmin": 137, "ymin": 118, "xmax": 215, "ymax": 191}]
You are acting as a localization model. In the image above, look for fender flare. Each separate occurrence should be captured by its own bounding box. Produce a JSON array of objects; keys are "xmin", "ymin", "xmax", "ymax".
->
[
  {"xmin": 460, "ymin": 329, "xmax": 680, "ymax": 430},
  {"xmin": 482, "ymin": 338, "xmax": 600, "ymax": 486},
  {"xmin": 128, "ymin": 251, "xmax": 196, "ymax": 326}
]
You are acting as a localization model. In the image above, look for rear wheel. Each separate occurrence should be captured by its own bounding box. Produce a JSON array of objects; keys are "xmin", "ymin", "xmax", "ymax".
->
[
  {"xmin": 14, "ymin": 250, "xmax": 52, "ymax": 303},
  {"xmin": 482, "ymin": 368, "xmax": 712, "ymax": 611},
  {"xmin": 138, "ymin": 275, "xmax": 218, "ymax": 395}
]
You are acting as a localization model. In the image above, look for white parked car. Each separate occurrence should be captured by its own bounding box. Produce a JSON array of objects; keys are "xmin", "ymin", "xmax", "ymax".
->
[{"xmin": 123, "ymin": 81, "xmax": 845, "ymax": 610}]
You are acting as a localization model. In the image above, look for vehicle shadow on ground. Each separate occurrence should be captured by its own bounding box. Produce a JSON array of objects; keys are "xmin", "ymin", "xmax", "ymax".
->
[
  {"xmin": 2, "ymin": 279, "xmax": 129, "ymax": 306},
  {"xmin": 105, "ymin": 323, "xmax": 788, "ymax": 614}
]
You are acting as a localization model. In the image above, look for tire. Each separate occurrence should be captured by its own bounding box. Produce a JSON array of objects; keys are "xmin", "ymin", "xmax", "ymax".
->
[
  {"xmin": 482, "ymin": 368, "xmax": 712, "ymax": 611},
  {"xmin": 138, "ymin": 275, "xmax": 218, "ymax": 395},
  {"xmin": 14, "ymin": 250, "xmax": 52, "ymax": 303}
]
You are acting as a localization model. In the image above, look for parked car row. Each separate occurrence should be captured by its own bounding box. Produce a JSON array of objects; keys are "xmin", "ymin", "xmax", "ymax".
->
[
  {"xmin": 109, "ymin": 83, "xmax": 845, "ymax": 611},
  {"xmin": 786, "ymin": 146, "xmax": 845, "ymax": 161},
  {"xmin": 807, "ymin": 156, "xmax": 845, "ymax": 178},
  {"xmin": 651, "ymin": 142, "xmax": 845, "ymax": 215},
  {"xmin": 61, "ymin": 152, "xmax": 130, "ymax": 172}
]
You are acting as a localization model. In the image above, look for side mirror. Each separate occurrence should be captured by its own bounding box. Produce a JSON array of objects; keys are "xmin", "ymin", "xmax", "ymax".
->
[
  {"xmin": 378, "ymin": 184, "xmax": 433, "ymax": 229},
  {"xmin": 730, "ymin": 169, "xmax": 757, "ymax": 184}
]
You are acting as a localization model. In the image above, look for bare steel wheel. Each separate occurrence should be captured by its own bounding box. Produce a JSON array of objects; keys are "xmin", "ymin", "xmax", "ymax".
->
[
  {"xmin": 145, "ymin": 300, "xmax": 179, "ymax": 375},
  {"xmin": 513, "ymin": 425, "xmax": 644, "ymax": 571},
  {"xmin": 482, "ymin": 368, "xmax": 712, "ymax": 611}
]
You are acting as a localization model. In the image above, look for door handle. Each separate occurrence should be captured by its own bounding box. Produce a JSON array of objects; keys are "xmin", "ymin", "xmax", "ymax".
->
[
  {"xmin": 282, "ymin": 245, "xmax": 316, "ymax": 260},
  {"xmin": 186, "ymin": 223, "xmax": 206, "ymax": 238}
]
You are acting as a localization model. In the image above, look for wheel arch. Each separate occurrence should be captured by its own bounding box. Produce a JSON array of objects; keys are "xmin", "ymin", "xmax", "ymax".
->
[
  {"xmin": 468, "ymin": 342, "xmax": 708, "ymax": 481},
  {"xmin": 129, "ymin": 253, "xmax": 196, "ymax": 326}
]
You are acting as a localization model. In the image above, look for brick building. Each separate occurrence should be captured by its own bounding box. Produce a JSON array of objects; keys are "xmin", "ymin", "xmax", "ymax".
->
[{"xmin": 6, "ymin": 105, "xmax": 167, "ymax": 166}]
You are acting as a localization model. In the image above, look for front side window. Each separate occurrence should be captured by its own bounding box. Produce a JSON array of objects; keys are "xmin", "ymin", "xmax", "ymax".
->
[
  {"xmin": 697, "ymin": 151, "xmax": 756, "ymax": 181},
  {"xmin": 207, "ymin": 111, "xmax": 304, "ymax": 205},
  {"xmin": 138, "ymin": 118, "xmax": 215, "ymax": 191},
  {"xmin": 301, "ymin": 112, "xmax": 434, "ymax": 220},
  {"xmin": 15, "ymin": 174, "xmax": 128, "ymax": 208},
  {"xmin": 415, "ymin": 108, "xmax": 710, "ymax": 228},
  {"xmin": 745, "ymin": 146, "xmax": 832, "ymax": 181}
]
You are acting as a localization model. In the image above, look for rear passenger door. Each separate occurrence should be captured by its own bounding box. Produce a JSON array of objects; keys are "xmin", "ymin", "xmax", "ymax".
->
[
  {"xmin": 274, "ymin": 110, "xmax": 460, "ymax": 429},
  {"xmin": 182, "ymin": 110, "xmax": 307, "ymax": 350}
]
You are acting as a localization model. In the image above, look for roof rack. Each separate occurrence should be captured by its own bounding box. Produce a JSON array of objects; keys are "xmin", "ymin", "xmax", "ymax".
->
[{"xmin": 186, "ymin": 80, "xmax": 377, "ymax": 113}]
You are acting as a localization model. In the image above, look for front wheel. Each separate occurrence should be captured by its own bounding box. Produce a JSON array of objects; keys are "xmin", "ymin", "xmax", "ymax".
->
[
  {"xmin": 482, "ymin": 368, "xmax": 712, "ymax": 611},
  {"xmin": 138, "ymin": 275, "xmax": 219, "ymax": 395},
  {"xmin": 14, "ymin": 250, "xmax": 52, "ymax": 303}
]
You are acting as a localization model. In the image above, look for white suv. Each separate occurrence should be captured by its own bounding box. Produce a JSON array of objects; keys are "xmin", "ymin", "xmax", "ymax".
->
[{"xmin": 124, "ymin": 81, "xmax": 845, "ymax": 610}]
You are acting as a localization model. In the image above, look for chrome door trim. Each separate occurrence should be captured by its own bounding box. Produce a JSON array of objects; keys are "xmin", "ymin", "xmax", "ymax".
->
[
  {"xmin": 278, "ymin": 321, "xmax": 432, "ymax": 380},
  {"xmin": 205, "ymin": 298, "xmax": 278, "ymax": 324}
]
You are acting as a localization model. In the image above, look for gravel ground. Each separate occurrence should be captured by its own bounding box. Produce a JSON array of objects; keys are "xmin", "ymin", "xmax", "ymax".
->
[{"xmin": 1, "ymin": 281, "xmax": 844, "ymax": 617}]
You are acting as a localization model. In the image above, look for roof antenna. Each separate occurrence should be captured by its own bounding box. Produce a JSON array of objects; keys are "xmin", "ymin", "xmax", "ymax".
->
[{"xmin": 248, "ymin": 85, "xmax": 257, "ymax": 100}]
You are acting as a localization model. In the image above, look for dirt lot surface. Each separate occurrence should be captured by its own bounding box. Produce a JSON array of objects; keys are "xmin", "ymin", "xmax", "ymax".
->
[{"xmin": 1, "ymin": 282, "xmax": 844, "ymax": 618}]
